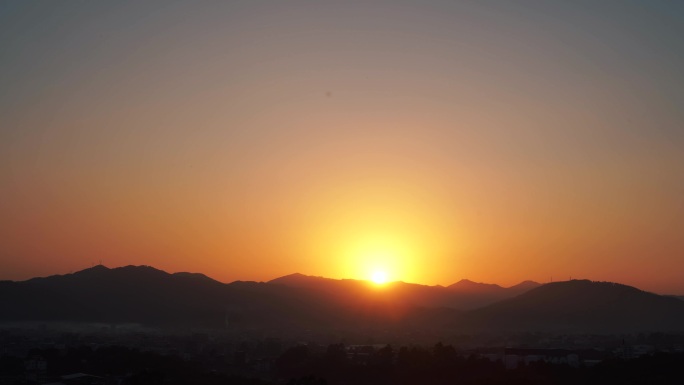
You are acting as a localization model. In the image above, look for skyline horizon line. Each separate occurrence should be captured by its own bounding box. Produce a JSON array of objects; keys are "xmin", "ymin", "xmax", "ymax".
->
[{"xmin": 5, "ymin": 262, "xmax": 682, "ymax": 296}]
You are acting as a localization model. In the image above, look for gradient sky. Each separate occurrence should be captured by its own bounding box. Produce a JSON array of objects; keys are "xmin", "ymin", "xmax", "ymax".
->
[{"xmin": 1, "ymin": 1, "xmax": 683, "ymax": 293}]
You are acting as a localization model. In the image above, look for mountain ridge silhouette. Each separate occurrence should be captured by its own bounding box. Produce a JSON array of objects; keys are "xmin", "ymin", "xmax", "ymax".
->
[
  {"xmin": 464, "ymin": 279, "xmax": 684, "ymax": 332},
  {"xmin": 2, "ymin": 266, "xmax": 684, "ymax": 333}
]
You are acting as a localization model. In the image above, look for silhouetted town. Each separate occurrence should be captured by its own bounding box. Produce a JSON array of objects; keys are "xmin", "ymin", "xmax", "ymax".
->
[{"xmin": 2, "ymin": 323, "xmax": 684, "ymax": 384}]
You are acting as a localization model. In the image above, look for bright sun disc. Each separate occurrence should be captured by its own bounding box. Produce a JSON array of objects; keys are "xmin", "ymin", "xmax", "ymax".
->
[{"xmin": 371, "ymin": 271, "xmax": 388, "ymax": 284}]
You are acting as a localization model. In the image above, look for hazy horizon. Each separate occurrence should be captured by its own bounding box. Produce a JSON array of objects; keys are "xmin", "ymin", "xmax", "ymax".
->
[{"xmin": 2, "ymin": 1, "xmax": 684, "ymax": 293}]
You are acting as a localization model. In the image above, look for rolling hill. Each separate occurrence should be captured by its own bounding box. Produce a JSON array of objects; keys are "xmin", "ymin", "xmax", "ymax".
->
[{"xmin": 465, "ymin": 280, "xmax": 684, "ymax": 332}]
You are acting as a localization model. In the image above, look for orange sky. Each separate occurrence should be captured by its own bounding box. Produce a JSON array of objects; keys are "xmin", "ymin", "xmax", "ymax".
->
[{"xmin": 1, "ymin": 1, "xmax": 683, "ymax": 293}]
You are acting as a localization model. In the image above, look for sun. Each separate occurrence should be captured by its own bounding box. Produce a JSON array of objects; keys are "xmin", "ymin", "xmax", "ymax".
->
[{"xmin": 371, "ymin": 270, "xmax": 388, "ymax": 285}]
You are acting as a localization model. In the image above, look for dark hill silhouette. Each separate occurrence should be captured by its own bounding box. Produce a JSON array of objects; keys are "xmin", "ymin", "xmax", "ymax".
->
[
  {"xmin": 0, "ymin": 268, "xmax": 540, "ymax": 331},
  {"xmin": 0, "ymin": 265, "xmax": 228, "ymax": 327},
  {"xmin": 507, "ymin": 280, "xmax": 543, "ymax": 295},
  {"xmin": 270, "ymin": 273, "xmax": 452, "ymax": 307},
  {"xmin": 269, "ymin": 274, "xmax": 540, "ymax": 310},
  {"xmin": 465, "ymin": 280, "xmax": 684, "ymax": 332},
  {"xmin": 442, "ymin": 278, "xmax": 541, "ymax": 309},
  {"xmin": 3, "ymin": 267, "xmax": 682, "ymax": 333},
  {"xmin": 447, "ymin": 279, "xmax": 504, "ymax": 293},
  {"xmin": 0, "ymin": 266, "xmax": 458, "ymax": 330},
  {"xmin": 266, "ymin": 274, "xmax": 465, "ymax": 326}
]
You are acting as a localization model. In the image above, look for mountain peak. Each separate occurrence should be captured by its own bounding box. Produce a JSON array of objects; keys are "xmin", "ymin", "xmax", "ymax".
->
[
  {"xmin": 76, "ymin": 264, "xmax": 110, "ymax": 274},
  {"xmin": 448, "ymin": 279, "xmax": 504, "ymax": 292},
  {"xmin": 508, "ymin": 280, "xmax": 542, "ymax": 292},
  {"xmin": 279, "ymin": 272, "xmax": 308, "ymax": 279},
  {"xmin": 118, "ymin": 264, "xmax": 164, "ymax": 272},
  {"xmin": 268, "ymin": 273, "xmax": 335, "ymax": 286},
  {"xmin": 468, "ymin": 279, "xmax": 684, "ymax": 332},
  {"xmin": 64, "ymin": 265, "xmax": 171, "ymax": 283}
]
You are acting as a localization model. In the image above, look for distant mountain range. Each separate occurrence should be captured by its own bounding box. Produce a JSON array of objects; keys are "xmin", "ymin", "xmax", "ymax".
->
[
  {"xmin": 2, "ymin": 265, "xmax": 684, "ymax": 333},
  {"xmin": 268, "ymin": 273, "xmax": 540, "ymax": 310}
]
